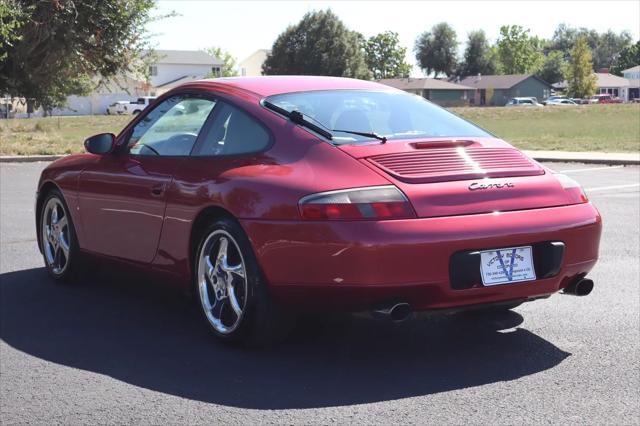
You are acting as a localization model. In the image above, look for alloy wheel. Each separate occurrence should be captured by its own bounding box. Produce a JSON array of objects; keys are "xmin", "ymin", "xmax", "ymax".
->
[
  {"xmin": 42, "ymin": 197, "xmax": 71, "ymax": 275},
  {"xmin": 197, "ymin": 230, "xmax": 248, "ymax": 334}
]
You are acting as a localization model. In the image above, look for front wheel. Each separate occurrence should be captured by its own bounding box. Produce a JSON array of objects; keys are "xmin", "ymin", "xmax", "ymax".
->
[
  {"xmin": 39, "ymin": 190, "xmax": 82, "ymax": 282},
  {"xmin": 194, "ymin": 219, "xmax": 291, "ymax": 346}
]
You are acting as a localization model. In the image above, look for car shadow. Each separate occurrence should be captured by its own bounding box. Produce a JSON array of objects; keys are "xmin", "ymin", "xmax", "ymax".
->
[{"xmin": 0, "ymin": 267, "xmax": 570, "ymax": 409}]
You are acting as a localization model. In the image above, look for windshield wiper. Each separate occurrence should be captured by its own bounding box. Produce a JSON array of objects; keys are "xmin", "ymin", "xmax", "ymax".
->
[
  {"xmin": 263, "ymin": 101, "xmax": 333, "ymax": 140},
  {"xmin": 332, "ymin": 129, "xmax": 387, "ymax": 144},
  {"xmin": 264, "ymin": 101, "xmax": 388, "ymax": 144}
]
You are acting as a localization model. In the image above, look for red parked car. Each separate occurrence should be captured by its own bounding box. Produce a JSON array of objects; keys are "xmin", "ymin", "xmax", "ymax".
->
[{"xmin": 36, "ymin": 76, "xmax": 602, "ymax": 345}]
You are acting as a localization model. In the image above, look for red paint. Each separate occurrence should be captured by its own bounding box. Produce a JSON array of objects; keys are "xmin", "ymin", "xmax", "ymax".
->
[{"xmin": 37, "ymin": 76, "xmax": 602, "ymax": 313}]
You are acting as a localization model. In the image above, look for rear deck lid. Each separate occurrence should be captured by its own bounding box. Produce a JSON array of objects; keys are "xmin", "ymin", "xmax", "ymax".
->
[{"xmin": 338, "ymin": 139, "xmax": 574, "ymax": 217}]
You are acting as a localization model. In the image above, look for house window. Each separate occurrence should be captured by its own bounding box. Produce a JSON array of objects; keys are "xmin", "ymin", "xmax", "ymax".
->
[
  {"xmin": 241, "ymin": 67, "xmax": 246, "ymax": 76},
  {"xmin": 212, "ymin": 66, "xmax": 221, "ymax": 77},
  {"xmin": 148, "ymin": 65, "xmax": 158, "ymax": 76}
]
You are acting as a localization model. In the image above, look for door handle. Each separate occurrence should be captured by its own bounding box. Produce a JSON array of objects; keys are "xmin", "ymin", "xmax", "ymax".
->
[{"xmin": 150, "ymin": 184, "xmax": 166, "ymax": 197}]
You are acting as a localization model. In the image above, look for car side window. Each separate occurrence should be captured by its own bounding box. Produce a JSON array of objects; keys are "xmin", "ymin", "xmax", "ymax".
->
[
  {"xmin": 192, "ymin": 102, "xmax": 270, "ymax": 156},
  {"xmin": 128, "ymin": 95, "xmax": 216, "ymax": 156}
]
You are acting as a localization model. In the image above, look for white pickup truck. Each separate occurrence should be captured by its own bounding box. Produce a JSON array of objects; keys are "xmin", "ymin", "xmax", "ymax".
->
[{"xmin": 106, "ymin": 96, "xmax": 156, "ymax": 115}]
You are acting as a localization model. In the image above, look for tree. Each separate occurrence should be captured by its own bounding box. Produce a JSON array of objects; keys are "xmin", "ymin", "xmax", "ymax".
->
[
  {"xmin": 205, "ymin": 47, "xmax": 238, "ymax": 77},
  {"xmin": 496, "ymin": 25, "xmax": 543, "ymax": 74},
  {"xmin": 458, "ymin": 30, "xmax": 498, "ymax": 77},
  {"xmin": 593, "ymin": 30, "xmax": 632, "ymax": 70},
  {"xmin": 0, "ymin": 0, "xmax": 162, "ymax": 112},
  {"xmin": 610, "ymin": 41, "xmax": 640, "ymax": 76},
  {"xmin": 364, "ymin": 31, "xmax": 411, "ymax": 80},
  {"xmin": 566, "ymin": 36, "xmax": 597, "ymax": 98},
  {"xmin": 262, "ymin": 9, "xmax": 370, "ymax": 79},
  {"xmin": 0, "ymin": 0, "xmax": 26, "ymax": 63},
  {"xmin": 414, "ymin": 22, "xmax": 458, "ymax": 77},
  {"xmin": 548, "ymin": 24, "xmax": 632, "ymax": 70},
  {"xmin": 536, "ymin": 50, "xmax": 567, "ymax": 84}
]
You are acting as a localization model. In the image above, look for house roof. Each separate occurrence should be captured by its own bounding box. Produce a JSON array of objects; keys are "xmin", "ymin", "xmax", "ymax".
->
[
  {"xmin": 377, "ymin": 78, "xmax": 473, "ymax": 91},
  {"xmin": 553, "ymin": 73, "xmax": 633, "ymax": 90},
  {"xmin": 622, "ymin": 65, "xmax": 640, "ymax": 73},
  {"xmin": 594, "ymin": 73, "xmax": 632, "ymax": 88},
  {"xmin": 459, "ymin": 74, "xmax": 550, "ymax": 89},
  {"xmin": 153, "ymin": 50, "xmax": 222, "ymax": 65}
]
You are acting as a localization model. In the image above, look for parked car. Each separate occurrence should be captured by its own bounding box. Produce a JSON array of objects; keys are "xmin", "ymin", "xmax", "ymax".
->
[
  {"xmin": 546, "ymin": 99, "xmax": 578, "ymax": 106},
  {"xmin": 571, "ymin": 98, "xmax": 590, "ymax": 105},
  {"xmin": 541, "ymin": 96, "xmax": 568, "ymax": 105},
  {"xmin": 106, "ymin": 101, "xmax": 132, "ymax": 115},
  {"xmin": 590, "ymin": 94, "xmax": 623, "ymax": 104},
  {"xmin": 35, "ymin": 76, "xmax": 601, "ymax": 345},
  {"xmin": 128, "ymin": 96, "xmax": 157, "ymax": 114},
  {"xmin": 505, "ymin": 97, "xmax": 543, "ymax": 107}
]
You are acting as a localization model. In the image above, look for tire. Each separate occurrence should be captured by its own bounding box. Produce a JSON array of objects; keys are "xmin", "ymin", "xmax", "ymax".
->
[
  {"xmin": 39, "ymin": 189, "xmax": 83, "ymax": 283},
  {"xmin": 193, "ymin": 218, "xmax": 292, "ymax": 347}
]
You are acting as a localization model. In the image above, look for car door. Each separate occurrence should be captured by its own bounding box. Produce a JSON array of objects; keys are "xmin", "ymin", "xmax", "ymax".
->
[{"xmin": 78, "ymin": 93, "xmax": 217, "ymax": 263}]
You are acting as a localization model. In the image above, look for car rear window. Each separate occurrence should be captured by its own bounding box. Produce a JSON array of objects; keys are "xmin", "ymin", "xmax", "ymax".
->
[{"xmin": 264, "ymin": 90, "xmax": 490, "ymax": 144}]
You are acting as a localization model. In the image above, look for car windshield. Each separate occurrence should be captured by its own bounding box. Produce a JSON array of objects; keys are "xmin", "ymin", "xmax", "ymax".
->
[{"xmin": 264, "ymin": 90, "xmax": 490, "ymax": 144}]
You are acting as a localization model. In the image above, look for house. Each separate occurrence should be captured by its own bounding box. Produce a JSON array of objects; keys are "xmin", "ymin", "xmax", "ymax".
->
[
  {"xmin": 377, "ymin": 78, "xmax": 473, "ymax": 106},
  {"xmin": 458, "ymin": 74, "xmax": 552, "ymax": 106},
  {"xmin": 238, "ymin": 49, "xmax": 270, "ymax": 77},
  {"xmin": 553, "ymin": 73, "xmax": 636, "ymax": 102},
  {"xmin": 622, "ymin": 66, "xmax": 640, "ymax": 101},
  {"xmin": 49, "ymin": 50, "xmax": 222, "ymax": 116},
  {"xmin": 147, "ymin": 50, "xmax": 223, "ymax": 94}
]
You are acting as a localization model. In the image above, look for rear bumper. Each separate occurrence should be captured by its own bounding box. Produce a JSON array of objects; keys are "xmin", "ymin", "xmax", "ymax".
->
[{"xmin": 241, "ymin": 202, "xmax": 601, "ymax": 312}]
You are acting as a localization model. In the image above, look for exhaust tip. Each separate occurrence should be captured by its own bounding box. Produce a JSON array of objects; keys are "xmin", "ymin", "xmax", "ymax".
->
[
  {"xmin": 389, "ymin": 303, "xmax": 411, "ymax": 322},
  {"xmin": 564, "ymin": 278, "xmax": 594, "ymax": 296},
  {"xmin": 373, "ymin": 302, "xmax": 412, "ymax": 322}
]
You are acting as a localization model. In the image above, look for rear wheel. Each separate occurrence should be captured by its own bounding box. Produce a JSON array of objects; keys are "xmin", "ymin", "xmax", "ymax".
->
[
  {"xmin": 39, "ymin": 190, "xmax": 82, "ymax": 283},
  {"xmin": 194, "ymin": 219, "xmax": 291, "ymax": 346}
]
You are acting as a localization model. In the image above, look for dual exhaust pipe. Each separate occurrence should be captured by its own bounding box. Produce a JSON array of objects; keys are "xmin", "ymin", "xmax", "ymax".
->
[{"xmin": 373, "ymin": 277, "xmax": 593, "ymax": 321}]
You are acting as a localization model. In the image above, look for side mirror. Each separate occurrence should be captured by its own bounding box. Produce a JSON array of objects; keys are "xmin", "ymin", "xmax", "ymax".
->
[{"xmin": 84, "ymin": 133, "xmax": 116, "ymax": 155}]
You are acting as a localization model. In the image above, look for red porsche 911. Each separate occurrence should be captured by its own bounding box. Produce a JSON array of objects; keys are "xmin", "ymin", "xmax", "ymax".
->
[{"xmin": 36, "ymin": 76, "xmax": 601, "ymax": 345}]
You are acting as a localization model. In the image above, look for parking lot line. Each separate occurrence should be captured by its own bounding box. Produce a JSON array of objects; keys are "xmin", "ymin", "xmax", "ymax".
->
[
  {"xmin": 560, "ymin": 166, "xmax": 625, "ymax": 173},
  {"xmin": 585, "ymin": 183, "xmax": 640, "ymax": 192}
]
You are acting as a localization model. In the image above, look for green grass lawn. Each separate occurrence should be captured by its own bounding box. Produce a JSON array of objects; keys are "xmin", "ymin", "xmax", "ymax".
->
[
  {"xmin": 1, "ymin": 104, "xmax": 639, "ymax": 155},
  {"xmin": 452, "ymin": 104, "xmax": 640, "ymax": 153}
]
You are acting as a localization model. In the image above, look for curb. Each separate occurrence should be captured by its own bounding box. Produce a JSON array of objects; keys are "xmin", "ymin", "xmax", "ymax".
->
[
  {"xmin": 0, "ymin": 155, "xmax": 65, "ymax": 163},
  {"xmin": 528, "ymin": 155, "xmax": 640, "ymax": 166}
]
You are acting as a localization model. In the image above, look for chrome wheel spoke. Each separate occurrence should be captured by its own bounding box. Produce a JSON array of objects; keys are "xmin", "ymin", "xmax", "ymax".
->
[
  {"xmin": 227, "ymin": 285, "xmax": 243, "ymax": 317},
  {"xmin": 57, "ymin": 215, "xmax": 68, "ymax": 230},
  {"xmin": 216, "ymin": 237, "xmax": 228, "ymax": 264},
  {"xmin": 59, "ymin": 235, "xmax": 70, "ymax": 258},
  {"xmin": 205, "ymin": 256, "xmax": 215, "ymax": 282},
  {"xmin": 222, "ymin": 259, "xmax": 245, "ymax": 279},
  {"xmin": 51, "ymin": 206, "xmax": 59, "ymax": 225}
]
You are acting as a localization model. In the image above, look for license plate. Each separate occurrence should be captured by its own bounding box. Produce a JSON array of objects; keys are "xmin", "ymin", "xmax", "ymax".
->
[{"xmin": 479, "ymin": 246, "xmax": 536, "ymax": 286}]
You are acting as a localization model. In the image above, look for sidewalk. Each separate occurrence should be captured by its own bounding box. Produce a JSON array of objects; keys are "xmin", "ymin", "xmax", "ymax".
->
[{"xmin": 1, "ymin": 151, "xmax": 639, "ymax": 165}]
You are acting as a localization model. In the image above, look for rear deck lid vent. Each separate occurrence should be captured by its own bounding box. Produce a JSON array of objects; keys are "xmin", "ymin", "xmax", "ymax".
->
[{"xmin": 368, "ymin": 147, "xmax": 544, "ymax": 184}]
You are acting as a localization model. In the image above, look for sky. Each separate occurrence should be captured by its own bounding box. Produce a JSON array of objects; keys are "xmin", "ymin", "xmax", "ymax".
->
[{"xmin": 147, "ymin": 0, "xmax": 640, "ymax": 76}]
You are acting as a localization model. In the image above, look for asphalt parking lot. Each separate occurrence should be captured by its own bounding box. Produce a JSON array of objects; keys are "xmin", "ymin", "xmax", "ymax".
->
[{"xmin": 1, "ymin": 161, "xmax": 638, "ymax": 425}]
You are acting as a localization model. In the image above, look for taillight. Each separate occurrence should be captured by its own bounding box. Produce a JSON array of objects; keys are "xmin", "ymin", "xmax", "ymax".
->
[
  {"xmin": 299, "ymin": 186, "xmax": 416, "ymax": 220},
  {"xmin": 554, "ymin": 173, "xmax": 588, "ymax": 204}
]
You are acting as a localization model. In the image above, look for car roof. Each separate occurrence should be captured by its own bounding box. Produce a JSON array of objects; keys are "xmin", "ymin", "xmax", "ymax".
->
[{"xmin": 190, "ymin": 76, "xmax": 398, "ymax": 97}]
